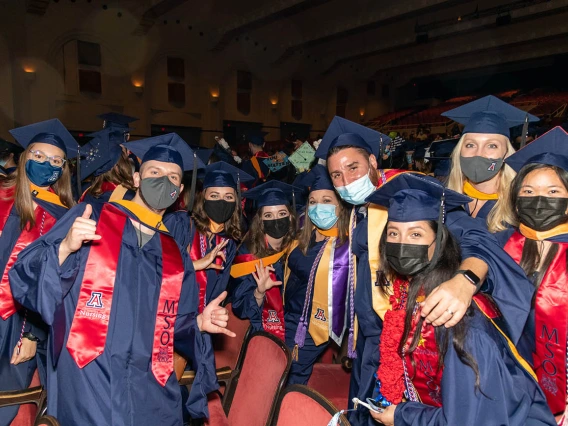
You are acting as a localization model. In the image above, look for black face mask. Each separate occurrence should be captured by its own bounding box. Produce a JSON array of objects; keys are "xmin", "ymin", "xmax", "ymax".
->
[
  {"xmin": 516, "ymin": 196, "xmax": 568, "ymax": 231},
  {"xmin": 263, "ymin": 217, "xmax": 290, "ymax": 239},
  {"xmin": 204, "ymin": 199, "xmax": 236, "ymax": 224},
  {"xmin": 386, "ymin": 242, "xmax": 431, "ymax": 277},
  {"xmin": 139, "ymin": 177, "xmax": 180, "ymax": 211}
]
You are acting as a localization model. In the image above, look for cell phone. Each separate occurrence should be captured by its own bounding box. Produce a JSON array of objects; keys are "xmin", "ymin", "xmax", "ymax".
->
[{"xmin": 352, "ymin": 397, "xmax": 384, "ymax": 413}]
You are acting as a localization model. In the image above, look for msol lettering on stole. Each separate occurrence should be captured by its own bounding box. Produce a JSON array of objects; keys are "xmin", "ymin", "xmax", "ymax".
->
[
  {"xmin": 539, "ymin": 324, "xmax": 559, "ymax": 395},
  {"xmin": 158, "ymin": 299, "xmax": 177, "ymax": 363},
  {"xmin": 416, "ymin": 351, "xmax": 442, "ymax": 405}
]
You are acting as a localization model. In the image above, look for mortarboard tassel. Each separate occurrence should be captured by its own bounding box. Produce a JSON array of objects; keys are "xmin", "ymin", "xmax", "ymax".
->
[
  {"xmin": 188, "ymin": 152, "xmax": 198, "ymax": 212},
  {"xmin": 520, "ymin": 113, "xmax": 529, "ymax": 149},
  {"xmin": 76, "ymin": 148, "xmax": 82, "ymax": 199}
]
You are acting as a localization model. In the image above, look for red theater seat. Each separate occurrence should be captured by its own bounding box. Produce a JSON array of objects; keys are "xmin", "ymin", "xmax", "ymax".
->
[
  {"xmin": 205, "ymin": 331, "xmax": 292, "ymax": 426},
  {"xmin": 307, "ymin": 363, "xmax": 351, "ymax": 410},
  {"xmin": 271, "ymin": 384, "xmax": 350, "ymax": 426}
]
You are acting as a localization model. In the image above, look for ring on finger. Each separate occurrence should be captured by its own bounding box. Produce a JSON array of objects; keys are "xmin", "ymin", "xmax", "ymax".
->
[{"xmin": 446, "ymin": 308, "xmax": 454, "ymax": 316}]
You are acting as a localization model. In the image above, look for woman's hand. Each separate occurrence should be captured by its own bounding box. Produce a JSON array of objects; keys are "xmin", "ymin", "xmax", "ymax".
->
[
  {"xmin": 192, "ymin": 239, "xmax": 229, "ymax": 271},
  {"xmin": 370, "ymin": 404, "xmax": 396, "ymax": 425},
  {"xmin": 11, "ymin": 338, "xmax": 37, "ymax": 365},
  {"xmin": 252, "ymin": 260, "xmax": 283, "ymax": 296},
  {"xmin": 197, "ymin": 291, "xmax": 236, "ymax": 337}
]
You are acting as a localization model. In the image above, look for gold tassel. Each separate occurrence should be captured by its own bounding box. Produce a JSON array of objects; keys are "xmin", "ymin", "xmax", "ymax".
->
[{"xmin": 292, "ymin": 344, "xmax": 299, "ymax": 362}]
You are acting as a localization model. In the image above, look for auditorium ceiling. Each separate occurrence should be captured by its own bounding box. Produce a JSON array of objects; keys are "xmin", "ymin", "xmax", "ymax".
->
[{"xmin": 21, "ymin": 0, "xmax": 568, "ymax": 82}]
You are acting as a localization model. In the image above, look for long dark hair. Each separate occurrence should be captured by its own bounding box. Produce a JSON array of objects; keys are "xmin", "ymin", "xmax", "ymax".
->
[
  {"xmin": 244, "ymin": 205, "xmax": 297, "ymax": 258},
  {"xmin": 87, "ymin": 152, "xmax": 135, "ymax": 198},
  {"xmin": 379, "ymin": 221, "xmax": 482, "ymax": 389},
  {"xmin": 510, "ymin": 163, "xmax": 568, "ymax": 291},
  {"xmin": 191, "ymin": 189, "xmax": 243, "ymax": 241}
]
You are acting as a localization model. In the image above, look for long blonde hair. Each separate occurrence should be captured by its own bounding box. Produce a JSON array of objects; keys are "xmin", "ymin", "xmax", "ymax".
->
[
  {"xmin": 0, "ymin": 145, "xmax": 75, "ymax": 230},
  {"xmin": 446, "ymin": 134, "xmax": 516, "ymax": 233}
]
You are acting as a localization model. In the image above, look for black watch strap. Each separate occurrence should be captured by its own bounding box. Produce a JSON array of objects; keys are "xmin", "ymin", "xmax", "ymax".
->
[
  {"xmin": 22, "ymin": 331, "xmax": 40, "ymax": 342},
  {"xmin": 455, "ymin": 269, "xmax": 481, "ymax": 287}
]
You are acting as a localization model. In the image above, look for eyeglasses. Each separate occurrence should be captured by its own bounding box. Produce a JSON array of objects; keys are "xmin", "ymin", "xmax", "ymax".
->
[{"xmin": 28, "ymin": 150, "xmax": 66, "ymax": 167}]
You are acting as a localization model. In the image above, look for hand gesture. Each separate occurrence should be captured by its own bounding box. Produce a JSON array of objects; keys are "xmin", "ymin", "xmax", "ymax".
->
[
  {"xmin": 11, "ymin": 338, "xmax": 37, "ymax": 365},
  {"xmin": 370, "ymin": 404, "xmax": 395, "ymax": 425},
  {"xmin": 252, "ymin": 259, "xmax": 282, "ymax": 296},
  {"xmin": 59, "ymin": 204, "xmax": 101, "ymax": 264},
  {"xmin": 197, "ymin": 291, "xmax": 236, "ymax": 337},
  {"xmin": 192, "ymin": 239, "xmax": 228, "ymax": 271},
  {"xmin": 420, "ymin": 274, "xmax": 473, "ymax": 327}
]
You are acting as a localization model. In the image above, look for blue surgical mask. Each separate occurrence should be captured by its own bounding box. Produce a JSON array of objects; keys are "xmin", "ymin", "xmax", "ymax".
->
[
  {"xmin": 25, "ymin": 159, "xmax": 62, "ymax": 187},
  {"xmin": 335, "ymin": 171, "xmax": 376, "ymax": 205},
  {"xmin": 308, "ymin": 203, "xmax": 339, "ymax": 230}
]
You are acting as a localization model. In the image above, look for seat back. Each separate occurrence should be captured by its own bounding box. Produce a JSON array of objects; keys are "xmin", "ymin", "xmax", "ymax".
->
[
  {"xmin": 213, "ymin": 303, "xmax": 251, "ymax": 370},
  {"xmin": 225, "ymin": 331, "xmax": 291, "ymax": 426},
  {"xmin": 272, "ymin": 385, "xmax": 350, "ymax": 426}
]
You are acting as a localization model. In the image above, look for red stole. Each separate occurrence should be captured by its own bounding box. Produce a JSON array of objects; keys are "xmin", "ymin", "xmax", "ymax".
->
[
  {"xmin": 189, "ymin": 230, "xmax": 224, "ymax": 313},
  {"xmin": 0, "ymin": 187, "xmax": 58, "ymax": 320},
  {"xmin": 405, "ymin": 317, "xmax": 443, "ymax": 407},
  {"xmin": 66, "ymin": 203, "xmax": 184, "ymax": 386},
  {"xmin": 233, "ymin": 253, "xmax": 285, "ymax": 340},
  {"xmin": 505, "ymin": 231, "xmax": 568, "ymax": 414}
]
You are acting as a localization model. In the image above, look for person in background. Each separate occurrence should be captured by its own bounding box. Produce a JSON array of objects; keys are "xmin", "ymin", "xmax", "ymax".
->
[
  {"xmin": 0, "ymin": 138, "xmax": 23, "ymax": 176},
  {"xmin": 442, "ymin": 95, "xmax": 539, "ymax": 231},
  {"xmin": 0, "ymin": 119, "xmax": 76, "ymax": 426},
  {"xmin": 240, "ymin": 131, "xmax": 271, "ymax": 187}
]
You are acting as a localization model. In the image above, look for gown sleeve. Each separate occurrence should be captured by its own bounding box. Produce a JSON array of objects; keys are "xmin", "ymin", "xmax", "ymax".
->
[
  {"xmin": 230, "ymin": 273, "xmax": 263, "ymax": 332},
  {"xmin": 446, "ymin": 209, "xmax": 534, "ymax": 344},
  {"xmin": 163, "ymin": 210, "xmax": 192, "ymax": 252},
  {"xmin": 394, "ymin": 324, "xmax": 556, "ymax": 426},
  {"xmin": 9, "ymin": 204, "xmax": 89, "ymax": 325}
]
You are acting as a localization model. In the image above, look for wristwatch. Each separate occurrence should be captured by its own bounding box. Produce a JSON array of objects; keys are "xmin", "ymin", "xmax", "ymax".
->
[
  {"xmin": 22, "ymin": 332, "xmax": 40, "ymax": 342},
  {"xmin": 454, "ymin": 269, "xmax": 480, "ymax": 287}
]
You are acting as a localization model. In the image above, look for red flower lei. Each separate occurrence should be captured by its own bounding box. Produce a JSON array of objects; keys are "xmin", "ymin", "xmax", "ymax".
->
[{"xmin": 376, "ymin": 278, "xmax": 408, "ymax": 404}]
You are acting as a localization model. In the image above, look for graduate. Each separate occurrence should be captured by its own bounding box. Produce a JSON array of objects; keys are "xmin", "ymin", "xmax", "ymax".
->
[
  {"xmin": 0, "ymin": 119, "xmax": 76, "ymax": 426},
  {"xmin": 0, "ymin": 137, "xmax": 23, "ymax": 176},
  {"xmin": 8, "ymin": 134, "xmax": 233, "ymax": 426},
  {"xmin": 497, "ymin": 126, "xmax": 568, "ymax": 423},
  {"xmin": 284, "ymin": 165, "xmax": 354, "ymax": 384},
  {"xmin": 164, "ymin": 162, "xmax": 253, "ymax": 313},
  {"xmin": 240, "ymin": 131, "xmax": 271, "ymax": 187},
  {"xmin": 364, "ymin": 173, "xmax": 555, "ymax": 426},
  {"xmin": 78, "ymin": 126, "xmax": 136, "ymax": 204},
  {"xmin": 317, "ymin": 116, "xmax": 536, "ymax": 426},
  {"xmin": 230, "ymin": 181, "xmax": 300, "ymax": 340},
  {"xmin": 442, "ymin": 95, "xmax": 538, "ymax": 231}
]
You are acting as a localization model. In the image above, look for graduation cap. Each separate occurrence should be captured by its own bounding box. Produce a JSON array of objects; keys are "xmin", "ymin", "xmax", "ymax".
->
[
  {"xmin": 125, "ymin": 133, "xmax": 205, "ymax": 172},
  {"xmin": 366, "ymin": 173, "xmax": 471, "ymax": 222},
  {"xmin": 304, "ymin": 164, "xmax": 334, "ymax": 192},
  {"xmin": 412, "ymin": 141, "xmax": 430, "ymax": 161},
  {"xmin": 505, "ymin": 126, "xmax": 568, "ymax": 173},
  {"xmin": 9, "ymin": 118, "xmax": 78, "ymax": 157},
  {"xmin": 441, "ymin": 95, "xmax": 539, "ymax": 138},
  {"xmin": 79, "ymin": 129, "xmax": 125, "ymax": 181},
  {"xmin": 0, "ymin": 138, "xmax": 23, "ymax": 156},
  {"xmin": 201, "ymin": 161, "xmax": 254, "ymax": 190},
  {"xmin": 97, "ymin": 112, "xmax": 138, "ymax": 132},
  {"xmin": 248, "ymin": 131, "xmax": 269, "ymax": 146},
  {"xmin": 428, "ymin": 138, "xmax": 460, "ymax": 159},
  {"xmin": 315, "ymin": 116, "xmax": 391, "ymax": 160},
  {"xmin": 195, "ymin": 148, "xmax": 214, "ymax": 165},
  {"xmin": 243, "ymin": 181, "xmax": 303, "ymax": 210}
]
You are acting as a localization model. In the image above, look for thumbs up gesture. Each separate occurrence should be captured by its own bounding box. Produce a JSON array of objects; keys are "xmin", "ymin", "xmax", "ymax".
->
[{"xmin": 59, "ymin": 204, "xmax": 101, "ymax": 265}]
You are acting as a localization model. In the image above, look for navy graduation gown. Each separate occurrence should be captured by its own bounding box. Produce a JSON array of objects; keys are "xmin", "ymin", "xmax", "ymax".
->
[
  {"xmin": 241, "ymin": 154, "xmax": 270, "ymax": 187},
  {"xmin": 229, "ymin": 242, "xmax": 284, "ymax": 333},
  {"xmin": 393, "ymin": 308, "xmax": 555, "ymax": 426},
  {"xmin": 0, "ymin": 197, "xmax": 67, "ymax": 426},
  {"xmin": 166, "ymin": 213, "xmax": 237, "ymax": 307},
  {"xmin": 464, "ymin": 198, "xmax": 496, "ymax": 227},
  {"xmin": 349, "ymin": 207, "xmax": 535, "ymax": 426},
  {"xmin": 284, "ymin": 239, "xmax": 330, "ymax": 385},
  {"xmin": 9, "ymin": 202, "xmax": 217, "ymax": 426}
]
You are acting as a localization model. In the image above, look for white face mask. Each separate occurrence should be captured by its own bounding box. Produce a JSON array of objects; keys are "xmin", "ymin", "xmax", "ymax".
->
[{"xmin": 335, "ymin": 170, "xmax": 376, "ymax": 205}]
